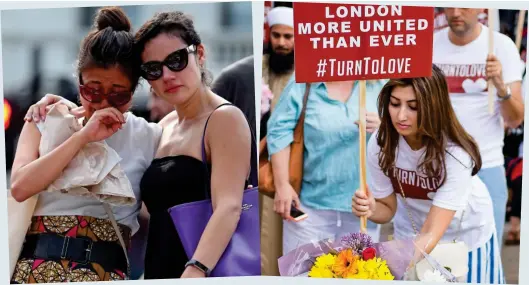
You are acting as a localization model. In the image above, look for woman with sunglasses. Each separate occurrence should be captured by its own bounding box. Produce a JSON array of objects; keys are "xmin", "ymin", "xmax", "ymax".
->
[
  {"xmin": 10, "ymin": 7, "xmax": 162, "ymax": 283},
  {"xmin": 134, "ymin": 11, "xmax": 251, "ymax": 279},
  {"xmin": 25, "ymin": 11, "xmax": 252, "ymax": 280}
]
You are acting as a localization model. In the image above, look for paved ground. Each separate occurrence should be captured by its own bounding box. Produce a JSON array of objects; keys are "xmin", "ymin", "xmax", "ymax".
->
[
  {"xmin": 380, "ymin": 222, "xmax": 520, "ymax": 284},
  {"xmin": 500, "ymin": 226, "xmax": 520, "ymax": 285}
]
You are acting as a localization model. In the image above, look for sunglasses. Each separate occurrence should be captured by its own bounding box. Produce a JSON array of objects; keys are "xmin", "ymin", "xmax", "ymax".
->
[
  {"xmin": 79, "ymin": 85, "xmax": 132, "ymax": 107},
  {"xmin": 140, "ymin": 45, "xmax": 197, "ymax": 81}
]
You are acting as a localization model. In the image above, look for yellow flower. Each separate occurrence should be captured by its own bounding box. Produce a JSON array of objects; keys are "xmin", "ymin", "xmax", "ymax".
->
[
  {"xmin": 344, "ymin": 259, "xmax": 367, "ymax": 279},
  {"xmin": 308, "ymin": 267, "xmax": 334, "ymax": 278},
  {"xmin": 308, "ymin": 253, "xmax": 337, "ymax": 278},
  {"xmin": 377, "ymin": 259, "xmax": 395, "ymax": 280},
  {"xmin": 314, "ymin": 253, "xmax": 336, "ymax": 269}
]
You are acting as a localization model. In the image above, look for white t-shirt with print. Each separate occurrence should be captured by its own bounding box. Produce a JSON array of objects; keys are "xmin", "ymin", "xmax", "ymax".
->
[
  {"xmin": 367, "ymin": 133, "xmax": 495, "ymax": 250},
  {"xmin": 433, "ymin": 24, "xmax": 524, "ymax": 169},
  {"xmin": 34, "ymin": 112, "xmax": 162, "ymax": 235}
]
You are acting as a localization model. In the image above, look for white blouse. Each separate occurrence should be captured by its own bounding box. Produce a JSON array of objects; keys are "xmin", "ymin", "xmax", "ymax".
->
[{"xmin": 33, "ymin": 112, "xmax": 162, "ymax": 235}]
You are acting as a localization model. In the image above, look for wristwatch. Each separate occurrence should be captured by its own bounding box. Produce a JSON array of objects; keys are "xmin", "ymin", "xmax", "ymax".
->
[
  {"xmin": 497, "ymin": 85, "xmax": 512, "ymax": 101},
  {"xmin": 185, "ymin": 259, "xmax": 211, "ymax": 276}
]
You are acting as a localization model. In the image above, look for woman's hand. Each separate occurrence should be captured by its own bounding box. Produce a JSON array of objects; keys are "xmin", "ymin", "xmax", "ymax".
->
[
  {"xmin": 24, "ymin": 94, "xmax": 78, "ymax": 123},
  {"xmin": 352, "ymin": 188, "xmax": 377, "ymax": 218},
  {"xmin": 355, "ymin": 111, "xmax": 381, "ymax": 133},
  {"xmin": 273, "ymin": 182, "xmax": 301, "ymax": 220},
  {"xmin": 180, "ymin": 265, "xmax": 206, "ymax": 278},
  {"xmin": 78, "ymin": 108, "xmax": 125, "ymax": 143}
]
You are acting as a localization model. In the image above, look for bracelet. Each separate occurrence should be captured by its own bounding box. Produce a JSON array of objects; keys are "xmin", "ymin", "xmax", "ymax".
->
[
  {"xmin": 185, "ymin": 259, "xmax": 211, "ymax": 276},
  {"xmin": 497, "ymin": 85, "xmax": 512, "ymax": 102}
]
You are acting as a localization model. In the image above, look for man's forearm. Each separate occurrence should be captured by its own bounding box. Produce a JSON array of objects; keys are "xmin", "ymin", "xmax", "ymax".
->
[{"xmin": 498, "ymin": 83, "xmax": 524, "ymax": 128}]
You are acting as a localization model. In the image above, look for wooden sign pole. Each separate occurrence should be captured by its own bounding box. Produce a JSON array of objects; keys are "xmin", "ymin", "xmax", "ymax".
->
[
  {"xmin": 359, "ymin": 80, "xmax": 368, "ymax": 233},
  {"xmin": 488, "ymin": 9, "xmax": 495, "ymax": 115}
]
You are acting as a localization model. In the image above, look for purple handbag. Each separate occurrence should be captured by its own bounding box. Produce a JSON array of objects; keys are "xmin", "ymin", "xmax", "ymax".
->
[{"xmin": 167, "ymin": 103, "xmax": 261, "ymax": 277}]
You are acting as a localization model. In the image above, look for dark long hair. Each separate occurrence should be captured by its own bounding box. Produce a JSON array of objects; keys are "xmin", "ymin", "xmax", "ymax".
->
[{"xmin": 376, "ymin": 64, "xmax": 482, "ymax": 186}]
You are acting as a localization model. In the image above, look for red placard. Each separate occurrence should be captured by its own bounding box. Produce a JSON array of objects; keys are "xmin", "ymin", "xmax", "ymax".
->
[{"xmin": 293, "ymin": 3, "xmax": 435, "ymax": 83}]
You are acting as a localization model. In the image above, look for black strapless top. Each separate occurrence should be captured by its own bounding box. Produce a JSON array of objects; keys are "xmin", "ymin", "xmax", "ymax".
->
[{"xmin": 140, "ymin": 155, "xmax": 210, "ymax": 279}]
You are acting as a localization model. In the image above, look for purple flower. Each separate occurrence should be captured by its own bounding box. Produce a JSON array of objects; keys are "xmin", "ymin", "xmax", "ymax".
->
[{"xmin": 341, "ymin": 233, "xmax": 374, "ymax": 255}]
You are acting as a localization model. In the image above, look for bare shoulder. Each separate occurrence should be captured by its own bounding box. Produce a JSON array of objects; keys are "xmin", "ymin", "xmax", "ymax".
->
[
  {"xmin": 206, "ymin": 104, "xmax": 250, "ymax": 140},
  {"xmin": 157, "ymin": 110, "xmax": 178, "ymax": 128},
  {"xmin": 209, "ymin": 104, "xmax": 247, "ymax": 126}
]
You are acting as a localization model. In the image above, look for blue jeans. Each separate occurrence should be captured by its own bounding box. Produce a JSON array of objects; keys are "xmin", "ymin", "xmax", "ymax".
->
[{"xmin": 477, "ymin": 166, "xmax": 507, "ymax": 249}]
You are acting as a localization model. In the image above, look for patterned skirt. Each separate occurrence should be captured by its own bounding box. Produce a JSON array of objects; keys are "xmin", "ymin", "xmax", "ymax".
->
[{"xmin": 11, "ymin": 215, "xmax": 131, "ymax": 283}]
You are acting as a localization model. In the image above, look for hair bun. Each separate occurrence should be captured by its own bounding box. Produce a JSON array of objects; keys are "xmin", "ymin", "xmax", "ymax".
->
[{"xmin": 95, "ymin": 7, "xmax": 131, "ymax": 32}]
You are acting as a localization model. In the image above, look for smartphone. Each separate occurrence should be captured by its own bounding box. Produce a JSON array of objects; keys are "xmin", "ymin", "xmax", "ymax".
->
[{"xmin": 290, "ymin": 204, "xmax": 308, "ymax": 222}]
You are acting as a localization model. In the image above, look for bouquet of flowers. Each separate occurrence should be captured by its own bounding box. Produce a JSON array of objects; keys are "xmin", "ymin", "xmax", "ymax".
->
[
  {"xmin": 278, "ymin": 232, "xmax": 417, "ymax": 280},
  {"xmin": 278, "ymin": 231, "xmax": 462, "ymax": 282},
  {"xmin": 307, "ymin": 233, "xmax": 393, "ymax": 280}
]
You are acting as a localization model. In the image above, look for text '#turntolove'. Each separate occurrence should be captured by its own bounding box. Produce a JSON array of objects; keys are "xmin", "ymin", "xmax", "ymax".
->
[{"xmin": 315, "ymin": 56, "xmax": 412, "ymax": 77}]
